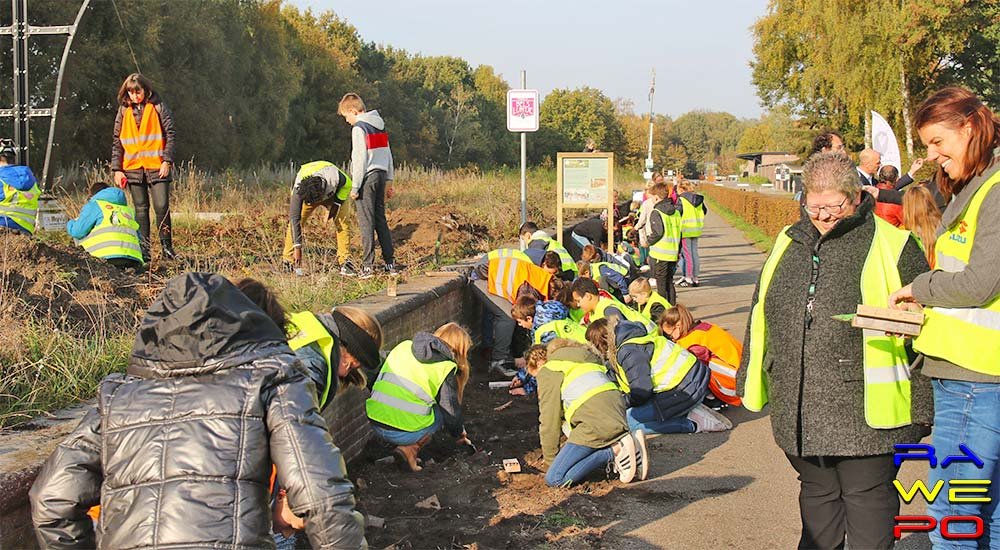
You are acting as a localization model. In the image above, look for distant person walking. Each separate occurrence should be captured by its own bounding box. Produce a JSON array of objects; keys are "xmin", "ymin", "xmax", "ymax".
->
[
  {"xmin": 111, "ymin": 73, "xmax": 176, "ymax": 261},
  {"xmin": 339, "ymin": 93, "xmax": 399, "ymax": 279}
]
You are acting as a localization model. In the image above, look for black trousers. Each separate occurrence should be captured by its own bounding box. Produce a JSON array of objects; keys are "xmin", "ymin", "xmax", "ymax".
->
[
  {"xmin": 653, "ymin": 259, "xmax": 677, "ymax": 304},
  {"xmin": 785, "ymin": 453, "xmax": 900, "ymax": 550},
  {"xmin": 127, "ymin": 173, "xmax": 172, "ymax": 259},
  {"xmin": 356, "ymin": 170, "xmax": 394, "ymax": 268}
]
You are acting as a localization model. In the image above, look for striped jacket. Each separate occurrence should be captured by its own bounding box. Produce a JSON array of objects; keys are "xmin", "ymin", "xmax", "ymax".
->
[{"xmin": 350, "ymin": 110, "xmax": 394, "ymax": 192}]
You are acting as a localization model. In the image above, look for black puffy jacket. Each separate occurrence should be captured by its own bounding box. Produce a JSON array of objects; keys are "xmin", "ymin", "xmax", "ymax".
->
[{"xmin": 29, "ymin": 273, "xmax": 366, "ymax": 549}]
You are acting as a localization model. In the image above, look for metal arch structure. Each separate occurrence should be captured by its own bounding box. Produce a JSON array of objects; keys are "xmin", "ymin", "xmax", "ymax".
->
[{"xmin": 0, "ymin": 0, "xmax": 90, "ymax": 190}]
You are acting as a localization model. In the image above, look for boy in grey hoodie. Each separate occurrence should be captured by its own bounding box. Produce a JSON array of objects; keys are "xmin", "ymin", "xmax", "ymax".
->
[{"xmin": 338, "ymin": 93, "xmax": 398, "ymax": 278}]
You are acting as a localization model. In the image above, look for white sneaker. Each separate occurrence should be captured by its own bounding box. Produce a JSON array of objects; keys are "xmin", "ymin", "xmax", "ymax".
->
[
  {"xmin": 686, "ymin": 403, "xmax": 733, "ymax": 433},
  {"xmin": 612, "ymin": 433, "xmax": 637, "ymax": 483},
  {"xmin": 489, "ymin": 361, "xmax": 518, "ymax": 378},
  {"xmin": 633, "ymin": 430, "xmax": 649, "ymax": 481}
]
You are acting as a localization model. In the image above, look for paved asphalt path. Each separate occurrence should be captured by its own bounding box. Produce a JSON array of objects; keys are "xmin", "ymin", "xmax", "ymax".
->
[{"xmin": 601, "ymin": 211, "xmax": 931, "ymax": 549}]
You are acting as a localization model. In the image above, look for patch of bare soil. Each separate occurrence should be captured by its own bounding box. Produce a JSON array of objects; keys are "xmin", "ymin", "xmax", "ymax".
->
[
  {"xmin": 0, "ymin": 230, "xmax": 154, "ymax": 335},
  {"xmin": 389, "ymin": 206, "xmax": 489, "ymax": 262},
  {"xmin": 349, "ymin": 356, "xmax": 625, "ymax": 550}
]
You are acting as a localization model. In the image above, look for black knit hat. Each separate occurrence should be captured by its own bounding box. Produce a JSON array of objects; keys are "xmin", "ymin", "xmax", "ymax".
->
[{"xmin": 327, "ymin": 309, "xmax": 381, "ymax": 371}]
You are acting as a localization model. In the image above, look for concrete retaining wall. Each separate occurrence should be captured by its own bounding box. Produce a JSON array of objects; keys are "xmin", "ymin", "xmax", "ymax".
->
[{"xmin": 0, "ymin": 267, "xmax": 481, "ymax": 522}]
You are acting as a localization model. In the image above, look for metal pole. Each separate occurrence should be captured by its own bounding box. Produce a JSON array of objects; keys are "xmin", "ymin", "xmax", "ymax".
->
[
  {"xmin": 12, "ymin": 0, "xmax": 28, "ymax": 166},
  {"xmin": 647, "ymin": 69, "xmax": 655, "ymax": 161},
  {"xmin": 520, "ymin": 70, "xmax": 527, "ymax": 226},
  {"xmin": 42, "ymin": 0, "xmax": 90, "ymax": 189}
]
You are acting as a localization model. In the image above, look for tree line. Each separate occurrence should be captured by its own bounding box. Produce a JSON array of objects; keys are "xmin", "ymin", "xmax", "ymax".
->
[
  {"xmin": 8, "ymin": 0, "xmax": 989, "ymax": 181},
  {"xmin": 751, "ymin": 0, "xmax": 998, "ymax": 161},
  {"xmin": 0, "ymin": 0, "xmax": 756, "ymax": 179}
]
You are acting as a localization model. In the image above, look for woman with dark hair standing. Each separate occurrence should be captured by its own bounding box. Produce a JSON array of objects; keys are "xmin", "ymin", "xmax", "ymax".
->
[
  {"xmin": 890, "ymin": 86, "xmax": 1000, "ymax": 546},
  {"xmin": 111, "ymin": 73, "xmax": 177, "ymax": 261}
]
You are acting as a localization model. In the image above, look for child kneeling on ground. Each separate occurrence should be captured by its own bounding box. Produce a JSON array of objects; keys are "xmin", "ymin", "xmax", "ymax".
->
[
  {"xmin": 586, "ymin": 317, "xmax": 731, "ymax": 434},
  {"xmin": 628, "ymin": 277, "xmax": 672, "ymax": 325},
  {"xmin": 660, "ymin": 304, "xmax": 743, "ymax": 408},
  {"xmin": 366, "ymin": 323, "xmax": 474, "ymax": 471},
  {"xmin": 526, "ymin": 341, "xmax": 648, "ymax": 486}
]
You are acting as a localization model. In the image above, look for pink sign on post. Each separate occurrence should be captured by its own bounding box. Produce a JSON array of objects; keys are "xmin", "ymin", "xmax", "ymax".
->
[{"xmin": 507, "ymin": 89, "xmax": 539, "ymax": 132}]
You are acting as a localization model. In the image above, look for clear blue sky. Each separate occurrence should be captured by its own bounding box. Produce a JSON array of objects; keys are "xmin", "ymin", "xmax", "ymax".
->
[{"xmin": 288, "ymin": 0, "xmax": 769, "ymax": 120}]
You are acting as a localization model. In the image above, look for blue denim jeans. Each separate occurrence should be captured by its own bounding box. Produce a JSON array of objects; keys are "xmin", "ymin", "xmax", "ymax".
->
[
  {"xmin": 371, "ymin": 409, "xmax": 443, "ymax": 446},
  {"xmin": 626, "ymin": 400, "xmax": 696, "ymax": 434},
  {"xmin": 928, "ymin": 379, "xmax": 1000, "ymax": 548},
  {"xmin": 545, "ymin": 442, "xmax": 614, "ymax": 487},
  {"xmin": 570, "ymin": 231, "xmax": 592, "ymax": 251}
]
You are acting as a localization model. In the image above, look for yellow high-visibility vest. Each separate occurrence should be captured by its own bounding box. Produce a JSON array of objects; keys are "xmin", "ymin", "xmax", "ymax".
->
[
  {"xmin": 366, "ymin": 340, "xmax": 457, "ymax": 432},
  {"xmin": 914, "ymin": 170, "xmax": 1000, "ymax": 375},
  {"xmin": 743, "ymin": 216, "xmax": 914, "ymax": 428},
  {"xmin": 591, "ymin": 297, "xmax": 655, "ymax": 333},
  {"xmin": 649, "ymin": 208, "xmax": 682, "ymax": 261},
  {"xmin": 534, "ymin": 319, "xmax": 588, "ymax": 345},
  {"xmin": 640, "ymin": 291, "xmax": 672, "ymax": 323},
  {"xmin": 295, "ymin": 161, "xmax": 352, "ymax": 202},
  {"xmin": 679, "ymin": 197, "xmax": 705, "ymax": 238},
  {"xmin": 617, "ymin": 332, "xmax": 699, "ymax": 394},
  {"xmin": 287, "ymin": 311, "xmax": 336, "ymax": 408},
  {"xmin": 0, "ymin": 178, "xmax": 39, "ymax": 234},
  {"xmin": 543, "ymin": 359, "xmax": 618, "ymax": 422},
  {"xmin": 78, "ymin": 200, "xmax": 143, "ymax": 263}
]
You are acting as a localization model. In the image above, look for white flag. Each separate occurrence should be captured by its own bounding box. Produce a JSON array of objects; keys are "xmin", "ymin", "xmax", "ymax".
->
[{"xmin": 871, "ymin": 111, "xmax": 901, "ymax": 172}]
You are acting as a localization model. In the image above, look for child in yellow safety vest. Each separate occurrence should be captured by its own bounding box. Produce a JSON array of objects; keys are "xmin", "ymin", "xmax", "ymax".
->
[
  {"xmin": 233, "ymin": 278, "xmax": 382, "ymax": 545},
  {"xmin": 366, "ymin": 323, "xmax": 475, "ymax": 472},
  {"xmin": 526, "ymin": 341, "xmax": 648, "ymax": 486},
  {"xmin": 586, "ymin": 318, "xmax": 731, "ymax": 434},
  {"xmin": 66, "ymin": 182, "xmax": 144, "ymax": 270},
  {"xmin": 628, "ymin": 277, "xmax": 672, "ymax": 325},
  {"xmin": 660, "ymin": 304, "xmax": 744, "ymax": 408}
]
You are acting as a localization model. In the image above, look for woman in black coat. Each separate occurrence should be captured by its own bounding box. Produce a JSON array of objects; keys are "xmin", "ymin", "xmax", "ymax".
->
[{"xmin": 737, "ymin": 152, "xmax": 932, "ymax": 550}]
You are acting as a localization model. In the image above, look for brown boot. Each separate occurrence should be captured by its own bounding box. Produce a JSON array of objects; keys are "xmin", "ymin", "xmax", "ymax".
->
[
  {"xmin": 393, "ymin": 444, "xmax": 422, "ymax": 472},
  {"xmin": 392, "ymin": 434, "xmax": 432, "ymax": 472}
]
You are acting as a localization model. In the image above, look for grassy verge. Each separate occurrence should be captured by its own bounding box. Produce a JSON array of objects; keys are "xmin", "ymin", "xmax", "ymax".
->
[
  {"xmin": 0, "ymin": 322, "xmax": 133, "ymax": 426},
  {"xmin": 704, "ymin": 196, "xmax": 775, "ymax": 252}
]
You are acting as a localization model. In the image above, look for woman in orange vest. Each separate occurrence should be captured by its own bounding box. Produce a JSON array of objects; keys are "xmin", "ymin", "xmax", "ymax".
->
[
  {"xmin": 660, "ymin": 304, "xmax": 743, "ymax": 407},
  {"xmin": 111, "ymin": 73, "xmax": 177, "ymax": 261}
]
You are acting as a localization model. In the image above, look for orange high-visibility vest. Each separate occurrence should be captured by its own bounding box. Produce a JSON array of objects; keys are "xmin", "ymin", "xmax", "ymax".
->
[
  {"xmin": 487, "ymin": 256, "xmax": 553, "ymax": 302},
  {"xmin": 120, "ymin": 103, "xmax": 165, "ymax": 170},
  {"xmin": 678, "ymin": 322, "xmax": 743, "ymax": 406}
]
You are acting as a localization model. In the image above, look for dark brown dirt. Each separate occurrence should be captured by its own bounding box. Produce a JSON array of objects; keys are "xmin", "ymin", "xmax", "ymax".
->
[
  {"xmin": 0, "ymin": 230, "xmax": 154, "ymax": 335},
  {"xmin": 349, "ymin": 357, "xmax": 625, "ymax": 550},
  {"xmin": 389, "ymin": 205, "xmax": 490, "ymax": 262}
]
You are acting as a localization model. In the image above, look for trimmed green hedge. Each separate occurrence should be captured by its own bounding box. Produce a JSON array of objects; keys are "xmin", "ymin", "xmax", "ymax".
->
[{"xmin": 701, "ymin": 185, "xmax": 800, "ymax": 238}]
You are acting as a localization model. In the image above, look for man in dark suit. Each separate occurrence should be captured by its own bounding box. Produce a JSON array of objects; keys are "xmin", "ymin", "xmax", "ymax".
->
[{"xmin": 856, "ymin": 149, "xmax": 880, "ymax": 186}]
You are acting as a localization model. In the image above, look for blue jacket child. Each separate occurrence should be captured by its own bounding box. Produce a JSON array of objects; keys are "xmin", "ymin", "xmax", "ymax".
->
[
  {"xmin": 67, "ymin": 185, "xmax": 143, "ymax": 266},
  {"xmin": 0, "ymin": 164, "xmax": 39, "ymax": 234}
]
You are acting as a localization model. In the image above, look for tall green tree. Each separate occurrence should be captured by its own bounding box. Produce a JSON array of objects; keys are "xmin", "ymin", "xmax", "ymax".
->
[{"xmin": 534, "ymin": 87, "xmax": 627, "ymax": 164}]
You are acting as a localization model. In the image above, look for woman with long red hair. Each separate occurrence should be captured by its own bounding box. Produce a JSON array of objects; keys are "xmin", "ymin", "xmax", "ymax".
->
[{"xmin": 890, "ymin": 86, "xmax": 1000, "ymax": 546}]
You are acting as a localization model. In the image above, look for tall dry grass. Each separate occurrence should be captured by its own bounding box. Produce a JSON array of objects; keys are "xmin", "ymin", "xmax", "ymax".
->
[{"xmin": 5, "ymin": 162, "xmax": 566, "ymax": 425}]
